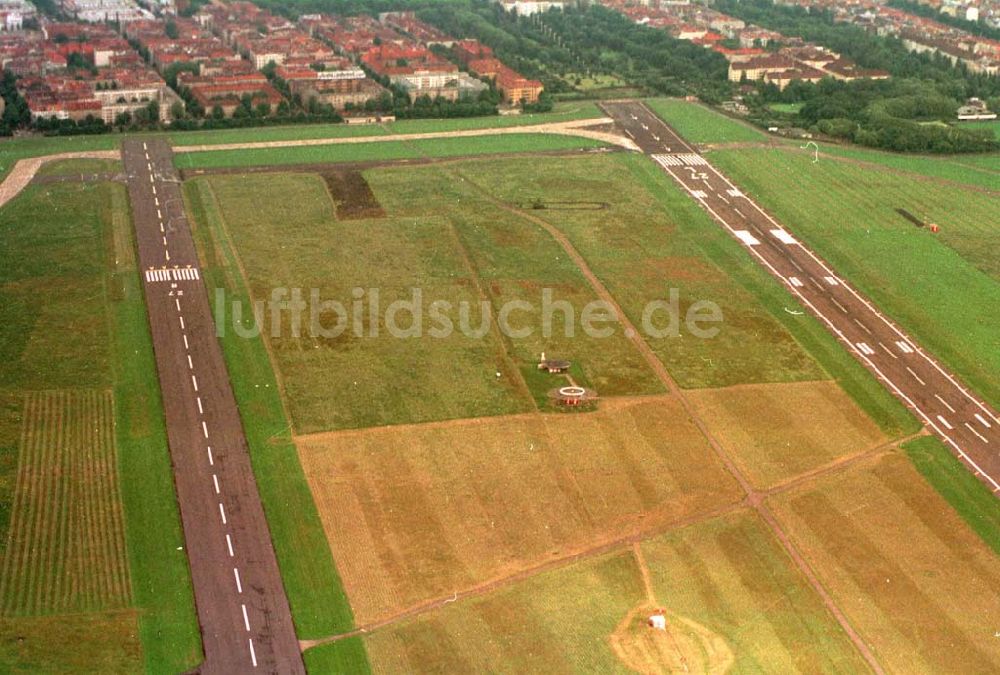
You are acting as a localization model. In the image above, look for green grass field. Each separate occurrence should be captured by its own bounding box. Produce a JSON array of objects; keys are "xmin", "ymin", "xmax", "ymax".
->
[
  {"xmin": 0, "ymin": 135, "xmax": 119, "ymax": 182},
  {"xmin": 174, "ymin": 133, "xmax": 605, "ymax": 170},
  {"xmin": 0, "ymin": 181, "xmax": 200, "ymax": 672},
  {"xmin": 34, "ymin": 157, "xmax": 122, "ymax": 176},
  {"xmin": 708, "ymin": 146, "xmax": 1000, "ymax": 409},
  {"xmin": 167, "ymin": 101, "xmax": 602, "ymax": 147},
  {"xmin": 644, "ymin": 98, "xmax": 766, "ymax": 144},
  {"xmin": 818, "ymin": 144, "xmax": 1000, "ymax": 191},
  {"xmin": 185, "ymin": 161, "xmax": 661, "ymax": 433}
]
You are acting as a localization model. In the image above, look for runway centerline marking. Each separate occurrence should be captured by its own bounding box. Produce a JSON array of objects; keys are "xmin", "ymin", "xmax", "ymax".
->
[
  {"xmin": 234, "ymin": 567, "xmax": 243, "ymax": 593},
  {"xmin": 207, "ymin": 446, "xmax": 214, "ymax": 466},
  {"xmin": 197, "ymin": 396, "xmax": 203, "ymax": 414},
  {"xmin": 219, "ymin": 502, "xmax": 227, "ymax": 525},
  {"xmin": 179, "ymin": 316, "xmax": 185, "ymax": 330},
  {"xmin": 213, "ymin": 473, "xmax": 220, "ymax": 494},
  {"xmin": 906, "ymin": 366, "xmax": 926, "ymax": 386},
  {"xmin": 934, "ymin": 394, "xmax": 956, "ymax": 413},
  {"xmin": 249, "ymin": 639, "xmax": 257, "ymax": 668},
  {"xmin": 965, "ymin": 422, "xmax": 989, "ymax": 443},
  {"xmin": 191, "ymin": 374, "xmax": 198, "ymax": 391},
  {"xmin": 187, "ymin": 354, "xmax": 194, "ymax": 370},
  {"xmin": 242, "ymin": 604, "xmax": 250, "ymax": 631},
  {"xmin": 202, "ymin": 420, "xmax": 209, "ymax": 438},
  {"xmin": 853, "ymin": 318, "xmax": 872, "ymax": 334},
  {"xmin": 226, "ymin": 533, "xmax": 234, "ymax": 557}
]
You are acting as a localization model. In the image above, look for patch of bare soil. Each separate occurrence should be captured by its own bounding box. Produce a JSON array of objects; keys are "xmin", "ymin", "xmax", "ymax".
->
[{"xmin": 321, "ymin": 169, "xmax": 385, "ymax": 219}]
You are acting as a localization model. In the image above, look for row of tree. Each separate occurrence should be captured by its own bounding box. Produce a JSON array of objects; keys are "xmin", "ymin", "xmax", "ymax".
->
[{"xmin": 717, "ymin": 0, "xmax": 999, "ymax": 153}]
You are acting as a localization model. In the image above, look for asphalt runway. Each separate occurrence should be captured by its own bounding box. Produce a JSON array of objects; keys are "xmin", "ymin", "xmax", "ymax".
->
[
  {"xmin": 600, "ymin": 100, "xmax": 1000, "ymax": 494},
  {"xmin": 122, "ymin": 138, "xmax": 304, "ymax": 674}
]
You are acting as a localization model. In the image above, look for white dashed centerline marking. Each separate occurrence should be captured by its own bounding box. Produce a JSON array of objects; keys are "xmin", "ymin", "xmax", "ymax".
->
[
  {"xmin": 249, "ymin": 639, "xmax": 257, "ymax": 668},
  {"xmin": 965, "ymin": 422, "xmax": 989, "ymax": 443},
  {"xmin": 226, "ymin": 533, "xmax": 234, "ymax": 557},
  {"xmin": 202, "ymin": 421, "xmax": 209, "ymax": 438},
  {"xmin": 242, "ymin": 604, "xmax": 250, "ymax": 631},
  {"xmin": 853, "ymin": 318, "xmax": 872, "ymax": 334},
  {"xmin": 191, "ymin": 374, "xmax": 198, "ymax": 391},
  {"xmin": 213, "ymin": 473, "xmax": 220, "ymax": 494},
  {"xmin": 878, "ymin": 342, "xmax": 898, "ymax": 359},
  {"xmin": 179, "ymin": 316, "xmax": 185, "ymax": 330},
  {"xmin": 831, "ymin": 298, "xmax": 849, "ymax": 314},
  {"xmin": 219, "ymin": 502, "xmax": 227, "ymax": 525},
  {"xmin": 234, "ymin": 567, "xmax": 243, "ymax": 593},
  {"xmin": 187, "ymin": 354, "xmax": 194, "ymax": 370},
  {"xmin": 175, "ymin": 298, "xmax": 181, "ymax": 312},
  {"xmin": 207, "ymin": 446, "xmax": 214, "ymax": 465},
  {"xmin": 196, "ymin": 396, "xmax": 203, "ymax": 414},
  {"xmin": 935, "ymin": 394, "xmax": 956, "ymax": 414},
  {"xmin": 183, "ymin": 334, "xmax": 189, "ymax": 350},
  {"xmin": 906, "ymin": 366, "xmax": 926, "ymax": 386}
]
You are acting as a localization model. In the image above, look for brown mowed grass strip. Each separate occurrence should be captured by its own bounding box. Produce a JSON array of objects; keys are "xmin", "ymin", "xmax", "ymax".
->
[
  {"xmin": 297, "ymin": 396, "xmax": 743, "ymax": 625},
  {"xmin": 685, "ymin": 380, "xmax": 889, "ymax": 489},
  {"xmin": 0, "ymin": 392, "xmax": 38, "ymax": 613},
  {"xmin": 771, "ymin": 453, "xmax": 1000, "ymax": 672}
]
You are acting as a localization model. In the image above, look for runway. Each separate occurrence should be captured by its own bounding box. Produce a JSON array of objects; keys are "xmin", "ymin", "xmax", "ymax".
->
[
  {"xmin": 601, "ymin": 100, "xmax": 1000, "ymax": 494},
  {"xmin": 122, "ymin": 138, "xmax": 304, "ymax": 674}
]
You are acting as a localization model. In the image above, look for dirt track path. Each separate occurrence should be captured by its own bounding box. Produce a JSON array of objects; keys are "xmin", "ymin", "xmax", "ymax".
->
[
  {"xmin": 173, "ymin": 117, "xmax": 639, "ymax": 154},
  {"xmin": 0, "ymin": 150, "xmax": 120, "ymax": 209}
]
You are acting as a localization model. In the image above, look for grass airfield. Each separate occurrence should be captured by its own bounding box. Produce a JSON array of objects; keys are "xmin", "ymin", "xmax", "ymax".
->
[
  {"xmin": 0, "ymin": 98, "xmax": 997, "ymax": 672},
  {"xmin": 181, "ymin": 114, "xmax": 1000, "ymax": 674}
]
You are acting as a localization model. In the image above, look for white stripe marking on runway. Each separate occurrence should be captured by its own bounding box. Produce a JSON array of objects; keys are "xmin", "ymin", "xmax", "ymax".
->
[
  {"xmin": 202, "ymin": 420, "xmax": 209, "ymax": 438},
  {"xmin": 234, "ymin": 567, "xmax": 243, "ymax": 593},
  {"xmin": 937, "ymin": 414, "xmax": 953, "ymax": 430},
  {"xmin": 207, "ymin": 446, "xmax": 213, "ymax": 465},
  {"xmin": 975, "ymin": 413, "xmax": 992, "ymax": 429},
  {"xmin": 906, "ymin": 366, "xmax": 926, "ymax": 385},
  {"xmin": 734, "ymin": 230, "xmax": 760, "ymax": 246},
  {"xmin": 226, "ymin": 533, "xmax": 234, "ymax": 557},
  {"xmin": 219, "ymin": 502, "xmax": 227, "ymax": 525},
  {"xmin": 965, "ymin": 422, "xmax": 989, "ymax": 443},
  {"xmin": 934, "ymin": 394, "xmax": 956, "ymax": 413},
  {"xmin": 249, "ymin": 639, "xmax": 257, "ymax": 668},
  {"xmin": 242, "ymin": 604, "xmax": 250, "ymax": 631},
  {"xmin": 770, "ymin": 229, "xmax": 797, "ymax": 245},
  {"xmin": 213, "ymin": 473, "xmax": 220, "ymax": 494}
]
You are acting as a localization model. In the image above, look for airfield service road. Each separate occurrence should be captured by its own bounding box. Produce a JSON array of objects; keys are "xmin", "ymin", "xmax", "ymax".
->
[
  {"xmin": 122, "ymin": 138, "xmax": 303, "ymax": 674},
  {"xmin": 601, "ymin": 100, "xmax": 1000, "ymax": 495}
]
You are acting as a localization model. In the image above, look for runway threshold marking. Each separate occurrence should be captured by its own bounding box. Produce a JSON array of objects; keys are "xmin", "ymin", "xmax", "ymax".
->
[
  {"xmin": 734, "ymin": 230, "xmax": 760, "ymax": 246},
  {"xmin": 937, "ymin": 415, "xmax": 954, "ymax": 430},
  {"xmin": 789, "ymin": 277, "xmax": 803, "ymax": 287},
  {"xmin": 895, "ymin": 340, "xmax": 914, "ymax": 354},
  {"xmin": 770, "ymin": 228, "xmax": 797, "ymax": 245},
  {"xmin": 975, "ymin": 413, "xmax": 992, "ymax": 429},
  {"xmin": 856, "ymin": 342, "xmax": 875, "ymax": 355}
]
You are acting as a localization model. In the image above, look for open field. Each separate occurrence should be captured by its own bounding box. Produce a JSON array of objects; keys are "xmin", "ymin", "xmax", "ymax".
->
[
  {"xmin": 167, "ymin": 101, "xmax": 602, "ymax": 147},
  {"xmin": 0, "ymin": 390, "xmax": 130, "ymax": 615},
  {"xmin": 771, "ymin": 452, "xmax": 1000, "ymax": 672},
  {"xmin": 307, "ymin": 550, "xmax": 646, "ymax": 674},
  {"xmin": 0, "ymin": 181, "xmax": 199, "ymax": 672},
  {"xmin": 644, "ymin": 98, "xmax": 766, "ymax": 144},
  {"xmin": 818, "ymin": 144, "xmax": 1000, "ymax": 191},
  {"xmin": 642, "ymin": 510, "xmax": 870, "ymax": 673},
  {"xmin": 304, "ymin": 510, "xmax": 869, "ymax": 673},
  {"xmin": 296, "ymin": 396, "xmax": 743, "ymax": 625},
  {"xmin": 34, "ymin": 157, "xmax": 122, "ymax": 177},
  {"xmin": 686, "ymin": 380, "xmax": 888, "ymax": 488},
  {"xmin": 174, "ymin": 133, "xmax": 606, "ymax": 170},
  {"xmin": 0, "ymin": 135, "xmax": 118, "ymax": 182},
  {"xmin": 185, "ymin": 162, "xmax": 662, "ymax": 433},
  {"xmin": 708, "ymin": 146, "xmax": 1000, "ymax": 409},
  {"xmin": 0, "ymin": 610, "xmax": 142, "ymax": 672}
]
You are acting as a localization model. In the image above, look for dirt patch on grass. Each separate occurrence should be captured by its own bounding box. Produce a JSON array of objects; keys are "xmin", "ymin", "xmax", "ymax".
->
[
  {"xmin": 321, "ymin": 170, "xmax": 385, "ymax": 220},
  {"xmin": 609, "ymin": 603, "xmax": 733, "ymax": 675}
]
